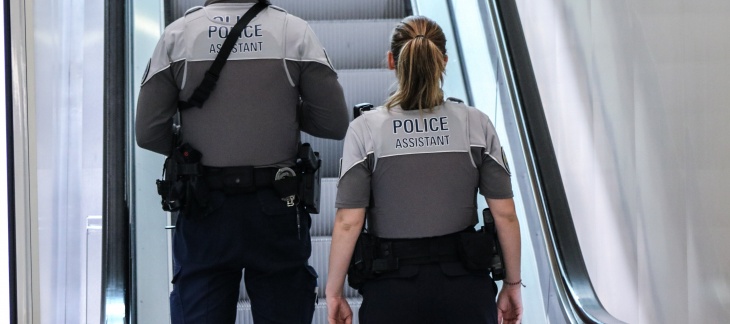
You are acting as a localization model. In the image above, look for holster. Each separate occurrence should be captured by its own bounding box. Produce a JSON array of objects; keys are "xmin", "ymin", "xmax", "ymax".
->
[
  {"xmin": 457, "ymin": 231, "xmax": 495, "ymax": 270},
  {"xmin": 156, "ymin": 143, "xmax": 209, "ymax": 217},
  {"xmin": 296, "ymin": 143, "xmax": 321, "ymax": 213},
  {"xmin": 466, "ymin": 208, "xmax": 506, "ymax": 280},
  {"xmin": 347, "ymin": 231, "xmax": 379, "ymax": 290},
  {"xmin": 270, "ymin": 143, "xmax": 322, "ymax": 213}
]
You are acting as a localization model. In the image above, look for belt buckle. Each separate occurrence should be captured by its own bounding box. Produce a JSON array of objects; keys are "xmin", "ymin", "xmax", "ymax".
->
[{"xmin": 223, "ymin": 167, "xmax": 255, "ymax": 193}]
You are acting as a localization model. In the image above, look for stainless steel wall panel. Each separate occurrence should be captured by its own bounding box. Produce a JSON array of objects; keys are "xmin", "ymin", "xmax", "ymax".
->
[
  {"xmin": 21, "ymin": 0, "xmax": 109, "ymax": 322},
  {"xmin": 8, "ymin": 0, "xmax": 38, "ymax": 322}
]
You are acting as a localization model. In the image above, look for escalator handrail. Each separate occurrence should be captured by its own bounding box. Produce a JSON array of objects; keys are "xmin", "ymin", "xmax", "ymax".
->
[{"xmin": 101, "ymin": 0, "xmax": 130, "ymax": 322}]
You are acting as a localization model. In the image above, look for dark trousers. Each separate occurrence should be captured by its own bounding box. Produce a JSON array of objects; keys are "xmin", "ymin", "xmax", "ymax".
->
[
  {"xmin": 169, "ymin": 189, "xmax": 317, "ymax": 324},
  {"xmin": 358, "ymin": 263, "xmax": 498, "ymax": 324}
]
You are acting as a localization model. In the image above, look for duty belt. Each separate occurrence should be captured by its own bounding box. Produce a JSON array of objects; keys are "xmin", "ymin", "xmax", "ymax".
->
[
  {"xmin": 203, "ymin": 166, "xmax": 279, "ymax": 194},
  {"xmin": 372, "ymin": 230, "xmax": 465, "ymax": 272}
]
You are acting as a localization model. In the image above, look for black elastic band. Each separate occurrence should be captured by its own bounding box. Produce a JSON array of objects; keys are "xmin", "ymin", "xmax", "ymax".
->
[{"xmin": 179, "ymin": 1, "xmax": 270, "ymax": 110}]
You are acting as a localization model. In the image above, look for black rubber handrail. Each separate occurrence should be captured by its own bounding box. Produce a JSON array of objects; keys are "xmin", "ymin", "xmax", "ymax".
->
[
  {"xmin": 101, "ymin": 0, "xmax": 130, "ymax": 322},
  {"xmin": 4, "ymin": 0, "xmax": 18, "ymax": 321}
]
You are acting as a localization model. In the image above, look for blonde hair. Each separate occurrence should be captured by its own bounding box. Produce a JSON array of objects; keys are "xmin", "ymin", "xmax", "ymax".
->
[{"xmin": 385, "ymin": 16, "xmax": 447, "ymax": 112}]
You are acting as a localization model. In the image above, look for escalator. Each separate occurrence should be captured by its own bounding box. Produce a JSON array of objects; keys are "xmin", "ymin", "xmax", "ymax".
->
[{"xmin": 114, "ymin": 0, "xmax": 627, "ymax": 323}]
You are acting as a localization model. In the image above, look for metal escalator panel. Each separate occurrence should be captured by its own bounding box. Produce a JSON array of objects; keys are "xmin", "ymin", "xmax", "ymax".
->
[{"xmin": 486, "ymin": 0, "xmax": 625, "ymax": 321}]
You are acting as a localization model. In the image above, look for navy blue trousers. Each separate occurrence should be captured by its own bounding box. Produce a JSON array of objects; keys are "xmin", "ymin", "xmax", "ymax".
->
[
  {"xmin": 358, "ymin": 263, "xmax": 498, "ymax": 324},
  {"xmin": 170, "ymin": 189, "xmax": 317, "ymax": 324}
]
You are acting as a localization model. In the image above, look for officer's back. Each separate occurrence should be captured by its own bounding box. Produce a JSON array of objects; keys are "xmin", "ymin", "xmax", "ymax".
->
[
  {"xmin": 134, "ymin": 1, "xmax": 348, "ymax": 323},
  {"xmin": 136, "ymin": 0, "xmax": 348, "ymax": 166}
]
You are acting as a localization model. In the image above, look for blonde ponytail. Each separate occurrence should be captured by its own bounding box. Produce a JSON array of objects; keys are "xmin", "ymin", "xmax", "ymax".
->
[{"xmin": 385, "ymin": 16, "xmax": 447, "ymax": 112}]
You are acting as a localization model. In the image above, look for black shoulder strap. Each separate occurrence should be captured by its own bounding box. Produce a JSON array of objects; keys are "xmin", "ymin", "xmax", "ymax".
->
[{"xmin": 178, "ymin": 1, "xmax": 270, "ymax": 111}]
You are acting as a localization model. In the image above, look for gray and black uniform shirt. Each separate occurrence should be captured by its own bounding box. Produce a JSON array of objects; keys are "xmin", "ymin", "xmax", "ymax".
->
[
  {"xmin": 136, "ymin": 0, "xmax": 348, "ymax": 168},
  {"xmin": 335, "ymin": 101, "xmax": 513, "ymax": 239}
]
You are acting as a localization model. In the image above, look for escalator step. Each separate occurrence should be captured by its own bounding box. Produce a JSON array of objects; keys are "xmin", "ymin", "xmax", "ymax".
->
[
  {"xmin": 310, "ymin": 177, "xmax": 338, "ymax": 237},
  {"xmin": 273, "ymin": 0, "xmax": 406, "ymax": 21},
  {"xmin": 238, "ymin": 236, "xmax": 361, "ymax": 302},
  {"xmin": 303, "ymin": 69, "xmax": 396, "ymax": 178},
  {"xmin": 310, "ymin": 19, "xmax": 401, "ymax": 70},
  {"xmin": 309, "ymin": 236, "xmax": 362, "ymax": 299},
  {"xmin": 167, "ymin": 0, "xmax": 407, "ymax": 26},
  {"xmin": 236, "ymin": 297, "xmax": 363, "ymax": 324}
]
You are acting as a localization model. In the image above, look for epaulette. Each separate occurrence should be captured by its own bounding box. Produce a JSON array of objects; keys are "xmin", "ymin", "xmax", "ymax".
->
[
  {"xmin": 270, "ymin": 5, "xmax": 286, "ymax": 13},
  {"xmin": 184, "ymin": 6, "xmax": 203, "ymax": 16},
  {"xmin": 446, "ymin": 97, "xmax": 464, "ymax": 104}
]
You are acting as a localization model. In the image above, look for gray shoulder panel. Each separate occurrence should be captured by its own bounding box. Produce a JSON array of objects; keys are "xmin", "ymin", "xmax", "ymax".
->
[{"xmin": 143, "ymin": 4, "xmax": 334, "ymax": 87}]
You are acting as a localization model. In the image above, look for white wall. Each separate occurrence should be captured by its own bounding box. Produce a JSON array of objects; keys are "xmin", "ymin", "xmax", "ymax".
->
[
  {"xmin": 516, "ymin": 0, "xmax": 730, "ymax": 322},
  {"xmin": 32, "ymin": 0, "xmax": 105, "ymax": 322}
]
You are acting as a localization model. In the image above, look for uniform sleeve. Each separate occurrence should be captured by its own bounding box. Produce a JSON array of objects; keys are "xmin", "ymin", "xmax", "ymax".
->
[
  {"xmin": 479, "ymin": 115, "xmax": 513, "ymax": 199},
  {"xmin": 135, "ymin": 32, "xmax": 180, "ymax": 156},
  {"xmin": 297, "ymin": 25, "xmax": 349, "ymax": 140},
  {"xmin": 335, "ymin": 122, "xmax": 371, "ymax": 208}
]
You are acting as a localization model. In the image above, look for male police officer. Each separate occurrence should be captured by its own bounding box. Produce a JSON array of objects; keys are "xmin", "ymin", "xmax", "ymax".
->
[{"xmin": 135, "ymin": 0, "xmax": 348, "ymax": 323}]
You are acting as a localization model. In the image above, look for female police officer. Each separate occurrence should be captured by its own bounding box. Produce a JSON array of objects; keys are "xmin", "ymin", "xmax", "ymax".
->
[{"xmin": 325, "ymin": 16, "xmax": 523, "ymax": 324}]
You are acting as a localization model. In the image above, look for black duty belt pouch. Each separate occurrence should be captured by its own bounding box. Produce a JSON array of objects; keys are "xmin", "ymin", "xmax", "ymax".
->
[
  {"xmin": 468, "ymin": 208, "xmax": 506, "ymax": 280},
  {"xmin": 156, "ymin": 143, "xmax": 209, "ymax": 217},
  {"xmin": 156, "ymin": 157, "xmax": 175, "ymax": 210},
  {"xmin": 347, "ymin": 231, "xmax": 379, "ymax": 290},
  {"xmin": 457, "ymin": 231, "xmax": 495, "ymax": 271}
]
